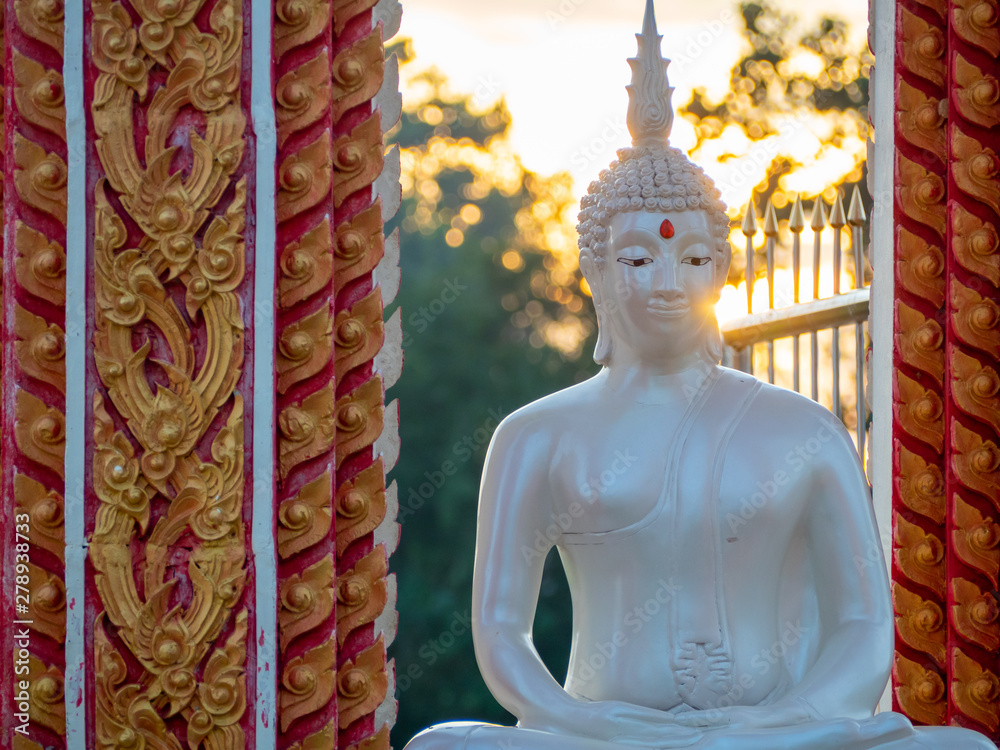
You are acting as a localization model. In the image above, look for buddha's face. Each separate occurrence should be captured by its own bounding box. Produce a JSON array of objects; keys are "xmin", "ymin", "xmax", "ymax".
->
[{"xmin": 589, "ymin": 210, "xmax": 723, "ymax": 364}]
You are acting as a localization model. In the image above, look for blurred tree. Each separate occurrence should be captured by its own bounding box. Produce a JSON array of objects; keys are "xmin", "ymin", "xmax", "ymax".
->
[
  {"xmin": 385, "ymin": 42, "xmax": 595, "ymax": 746},
  {"xmin": 679, "ymin": 2, "xmax": 873, "ymax": 285}
]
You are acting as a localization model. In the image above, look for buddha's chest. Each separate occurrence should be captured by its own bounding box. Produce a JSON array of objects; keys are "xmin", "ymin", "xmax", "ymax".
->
[
  {"xmin": 548, "ymin": 407, "xmax": 684, "ymax": 535},
  {"xmin": 549, "ymin": 410, "xmax": 807, "ymax": 540}
]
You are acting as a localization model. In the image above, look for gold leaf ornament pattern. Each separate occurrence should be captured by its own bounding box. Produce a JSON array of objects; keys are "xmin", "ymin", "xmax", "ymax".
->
[
  {"xmin": 89, "ymin": 0, "xmax": 249, "ymax": 746},
  {"xmin": 5, "ymin": 8, "xmax": 69, "ymax": 746}
]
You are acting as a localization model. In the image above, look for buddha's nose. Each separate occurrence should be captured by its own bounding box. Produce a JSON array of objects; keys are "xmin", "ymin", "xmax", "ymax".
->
[{"xmin": 654, "ymin": 257, "xmax": 683, "ymax": 294}]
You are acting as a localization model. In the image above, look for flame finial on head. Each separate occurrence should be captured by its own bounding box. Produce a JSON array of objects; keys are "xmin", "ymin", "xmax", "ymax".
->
[{"xmin": 627, "ymin": 0, "xmax": 674, "ymax": 147}]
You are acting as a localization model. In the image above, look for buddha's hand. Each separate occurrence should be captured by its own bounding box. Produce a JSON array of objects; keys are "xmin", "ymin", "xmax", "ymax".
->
[
  {"xmin": 523, "ymin": 700, "xmax": 703, "ymax": 748},
  {"xmin": 671, "ymin": 698, "xmax": 818, "ymax": 731}
]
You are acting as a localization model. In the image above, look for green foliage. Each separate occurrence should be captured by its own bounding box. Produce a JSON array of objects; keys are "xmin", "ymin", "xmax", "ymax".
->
[
  {"xmin": 682, "ymin": 1, "xmax": 871, "ymax": 147},
  {"xmin": 387, "ymin": 60, "xmax": 595, "ymax": 746},
  {"xmin": 680, "ymin": 2, "xmax": 873, "ymax": 284}
]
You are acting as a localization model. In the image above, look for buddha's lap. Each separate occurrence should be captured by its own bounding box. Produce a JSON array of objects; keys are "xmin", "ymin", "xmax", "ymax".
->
[{"xmin": 403, "ymin": 715, "xmax": 996, "ymax": 750}]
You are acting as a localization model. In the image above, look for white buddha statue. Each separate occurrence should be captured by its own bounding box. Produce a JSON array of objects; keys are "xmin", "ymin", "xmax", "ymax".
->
[{"xmin": 403, "ymin": 3, "xmax": 995, "ymax": 748}]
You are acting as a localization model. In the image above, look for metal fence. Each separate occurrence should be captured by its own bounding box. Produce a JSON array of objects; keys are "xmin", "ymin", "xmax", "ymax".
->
[{"xmin": 721, "ymin": 186, "xmax": 870, "ymax": 457}]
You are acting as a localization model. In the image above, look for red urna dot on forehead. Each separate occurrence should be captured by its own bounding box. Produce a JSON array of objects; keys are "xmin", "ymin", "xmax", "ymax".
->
[{"xmin": 660, "ymin": 219, "xmax": 675, "ymax": 239}]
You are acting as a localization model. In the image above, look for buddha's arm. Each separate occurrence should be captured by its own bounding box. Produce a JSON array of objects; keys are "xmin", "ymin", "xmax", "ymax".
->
[
  {"xmin": 471, "ymin": 414, "xmax": 574, "ymax": 724},
  {"xmin": 471, "ymin": 413, "xmax": 699, "ymax": 746},
  {"xmin": 783, "ymin": 415, "xmax": 893, "ymax": 720}
]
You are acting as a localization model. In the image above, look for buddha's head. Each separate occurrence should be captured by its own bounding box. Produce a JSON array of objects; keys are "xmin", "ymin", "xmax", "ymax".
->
[{"xmin": 576, "ymin": 0, "xmax": 732, "ymax": 367}]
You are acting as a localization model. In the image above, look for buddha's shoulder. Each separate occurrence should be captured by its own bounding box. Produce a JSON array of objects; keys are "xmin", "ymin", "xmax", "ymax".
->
[
  {"xmin": 490, "ymin": 378, "xmax": 604, "ymax": 442},
  {"xmin": 733, "ymin": 372, "xmax": 855, "ymax": 448}
]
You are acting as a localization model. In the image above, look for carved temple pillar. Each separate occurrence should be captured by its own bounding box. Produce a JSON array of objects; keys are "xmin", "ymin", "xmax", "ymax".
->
[
  {"xmin": 0, "ymin": 1, "xmax": 402, "ymax": 748},
  {"xmin": 883, "ymin": 0, "xmax": 1000, "ymax": 739}
]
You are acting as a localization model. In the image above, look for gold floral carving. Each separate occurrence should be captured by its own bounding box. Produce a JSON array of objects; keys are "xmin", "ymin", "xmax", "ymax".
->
[
  {"xmin": 346, "ymin": 726, "xmax": 391, "ymax": 750},
  {"xmin": 333, "ymin": 114, "xmax": 384, "ymax": 209},
  {"xmin": 894, "ymin": 513, "xmax": 946, "ymax": 596},
  {"xmin": 26, "ymin": 656, "xmax": 65, "ymax": 736},
  {"xmin": 14, "ymin": 474, "xmax": 65, "ymax": 563},
  {"xmin": 279, "ymin": 383, "xmax": 337, "ymax": 480},
  {"xmin": 336, "ymin": 547, "xmax": 389, "ymax": 646},
  {"xmin": 952, "ymin": 203, "xmax": 1000, "ymax": 287},
  {"xmin": 953, "ymin": 0, "xmax": 1000, "ymax": 56},
  {"xmin": 336, "ymin": 202, "xmax": 386, "ymax": 291},
  {"xmin": 280, "ymin": 558, "xmax": 336, "ymax": 652},
  {"xmin": 12, "ymin": 47, "xmax": 66, "ymax": 137},
  {"xmin": 279, "ymin": 217, "xmax": 334, "ymax": 309},
  {"xmin": 335, "ymin": 288, "xmax": 385, "ymax": 382},
  {"xmin": 954, "ymin": 54, "xmax": 1000, "ymax": 129},
  {"xmin": 332, "ymin": 0, "xmax": 379, "ymax": 35},
  {"xmin": 897, "ymin": 80, "xmax": 945, "ymax": 161},
  {"xmin": 893, "ymin": 371, "xmax": 945, "ymax": 453},
  {"xmin": 278, "ymin": 133, "xmax": 333, "ymax": 223},
  {"xmin": 891, "ymin": 583, "xmax": 946, "ymax": 667},
  {"xmin": 893, "ymin": 653, "xmax": 947, "ymax": 725},
  {"xmin": 952, "ymin": 648, "xmax": 1000, "ymax": 733},
  {"xmin": 952, "ymin": 127, "xmax": 1000, "ymax": 214},
  {"xmin": 274, "ymin": 0, "xmax": 342, "ymax": 739},
  {"xmin": 288, "ymin": 720, "xmax": 337, "ymax": 750},
  {"xmin": 953, "ymin": 494, "xmax": 1000, "ymax": 588},
  {"xmin": 337, "ymin": 636, "xmax": 389, "ymax": 730},
  {"xmin": 336, "ymin": 376, "xmax": 385, "ymax": 467},
  {"xmin": 88, "ymin": 0, "xmax": 250, "ymax": 745},
  {"xmin": 14, "ymin": 0, "xmax": 64, "ymax": 53},
  {"xmin": 13, "ymin": 735, "xmax": 45, "ymax": 750},
  {"xmin": 896, "ymin": 157, "xmax": 947, "ymax": 239},
  {"xmin": 895, "ymin": 442, "xmax": 945, "ymax": 524},
  {"xmin": 951, "ymin": 277, "xmax": 1000, "ymax": 358},
  {"xmin": 275, "ymin": 0, "xmax": 332, "ymax": 58},
  {"xmin": 899, "ymin": 7, "xmax": 946, "ymax": 86},
  {"xmin": 952, "ymin": 421, "xmax": 1000, "ymax": 502},
  {"xmin": 15, "ymin": 221, "xmax": 66, "ymax": 305},
  {"xmin": 276, "ymin": 49, "xmax": 333, "ymax": 147},
  {"xmin": 26, "ymin": 562, "xmax": 66, "ymax": 643},
  {"xmin": 332, "ymin": 29, "xmax": 384, "ymax": 121},
  {"xmin": 14, "ymin": 304, "xmax": 66, "ymax": 393},
  {"xmin": 895, "ymin": 228, "xmax": 945, "ymax": 308},
  {"xmin": 14, "ymin": 134, "xmax": 68, "ymax": 224},
  {"xmin": 278, "ymin": 472, "xmax": 334, "ymax": 560},
  {"xmin": 952, "ymin": 577, "xmax": 1000, "ymax": 651},
  {"xmin": 336, "ymin": 459, "xmax": 387, "ymax": 557},
  {"xmin": 6, "ymin": 8, "xmax": 68, "ymax": 745},
  {"xmin": 912, "ymin": 0, "xmax": 946, "ymax": 15},
  {"xmin": 278, "ymin": 306, "xmax": 334, "ymax": 394},
  {"xmin": 951, "ymin": 347, "xmax": 1000, "ymax": 434},
  {"xmin": 15, "ymin": 389, "xmax": 66, "ymax": 478},
  {"xmin": 280, "ymin": 637, "xmax": 337, "ymax": 731},
  {"xmin": 895, "ymin": 302, "xmax": 944, "ymax": 385}
]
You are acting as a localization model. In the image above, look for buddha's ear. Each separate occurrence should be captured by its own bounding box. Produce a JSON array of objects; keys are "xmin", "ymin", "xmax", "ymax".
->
[
  {"xmin": 716, "ymin": 240, "xmax": 733, "ymax": 291},
  {"xmin": 579, "ymin": 251, "xmax": 602, "ymax": 306},
  {"xmin": 579, "ymin": 251, "xmax": 612, "ymax": 366}
]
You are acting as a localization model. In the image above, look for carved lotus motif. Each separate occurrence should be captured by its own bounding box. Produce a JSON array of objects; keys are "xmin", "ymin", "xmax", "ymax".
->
[
  {"xmin": 134, "ymin": 0, "xmax": 200, "ymax": 59},
  {"xmin": 187, "ymin": 611, "xmax": 247, "ymax": 747},
  {"xmin": 139, "ymin": 384, "xmax": 201, "ymax": 485},
  {"xmin": 93, "ymin": 3, "xmax": 149, "ymax": 96},
  {"xmin": 95, "ymin": 432, "xmax": 152, "ymax": 532},
  {"xmin": 160, "ymin": 667, "xmax": 197, "ymax": 714},
  {"xmin": 149, "ymin": 188, "xmax": 197, "ymax": 264},
  {"xmin": 191, "ymin": 491, "xmax": 240, "ymax": 543},
  {"xmin": 150, "ymin": 620, "xmax": 193, "ymax": 669}
]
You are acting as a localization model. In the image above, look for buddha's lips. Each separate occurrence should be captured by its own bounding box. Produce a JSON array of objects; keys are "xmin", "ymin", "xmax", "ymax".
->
[{"xmin": 648, "ymin": 302, "xmax": 689, "ymax": 316}]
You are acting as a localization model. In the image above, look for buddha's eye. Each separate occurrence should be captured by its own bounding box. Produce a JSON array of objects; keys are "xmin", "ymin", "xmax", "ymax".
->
[
  {"xmin": 682, "ymin": 257, "xmax": 712, "ymax": 267},
  {"xmin": 617, "ymin": 258, "xmax": 653, "ymax": 267}
]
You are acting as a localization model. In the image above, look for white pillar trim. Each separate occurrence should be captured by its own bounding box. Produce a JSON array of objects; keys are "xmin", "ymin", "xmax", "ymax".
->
[
  {"xmin": 869, "ymin": 0, "xmax": 897, "ymax": 716},
  {"xmin": 251, "ymin": 1, "xmax": 279, "ymax": 743},
  {"xmin": 63, "ymin": 0, "xmax": 88, "ymax": 745}
]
